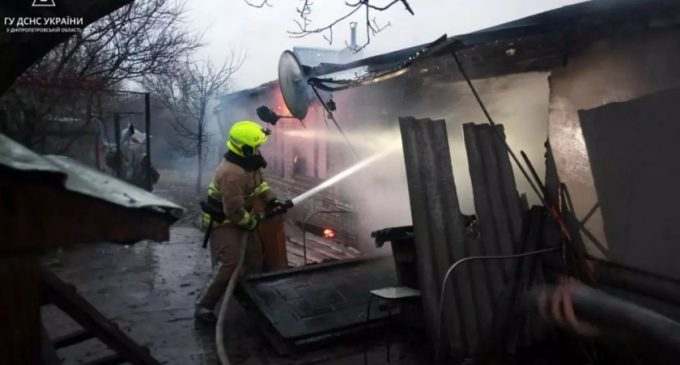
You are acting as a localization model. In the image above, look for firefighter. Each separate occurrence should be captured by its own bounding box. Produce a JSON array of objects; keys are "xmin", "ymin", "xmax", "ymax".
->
[{"xmin": 195, "ymin": 120, "xmax": 289, "ymax": 322}]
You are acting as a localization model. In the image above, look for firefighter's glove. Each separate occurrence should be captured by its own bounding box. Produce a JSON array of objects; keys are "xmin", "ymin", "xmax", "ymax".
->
[
  {"xmin": 266, "ymin": 199, "xmax": 293, "ymax": 218},
  {"xmin": 239, "ymin": 211, "xmax": 263, "ymax": 231}
]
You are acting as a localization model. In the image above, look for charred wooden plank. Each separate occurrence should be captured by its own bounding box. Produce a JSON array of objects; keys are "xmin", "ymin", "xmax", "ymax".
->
[{"xmin": 41, "ymin": 269, "xmax": 160, "ymax": 365}]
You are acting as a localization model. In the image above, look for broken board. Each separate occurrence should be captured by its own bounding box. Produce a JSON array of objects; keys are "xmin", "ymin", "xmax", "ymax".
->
[{"xmin": 580, "ymin": 87, "xmax": 680, "ymax": 280}]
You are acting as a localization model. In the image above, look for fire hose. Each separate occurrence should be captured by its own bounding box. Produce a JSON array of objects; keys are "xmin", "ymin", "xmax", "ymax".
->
[
  {"xmin": 215, "ymin": 233, "xmax": 247, "ymax": 365},
  {"xmin": 214, "ymin": 203, "xmax": 292, "ymax": 365},
  {"xmin": 211, "ymin": 148, "xmax": 394, "ymax": 363}
]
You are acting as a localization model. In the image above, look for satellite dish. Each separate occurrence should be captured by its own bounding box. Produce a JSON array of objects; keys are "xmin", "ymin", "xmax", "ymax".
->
[
  {"xmin": 275, "ymin": 35, "xmax": 458, "ymax": 121},
  {"xmin": 278, "ymin": 50, "xmax": 313, "ymax": 120}
]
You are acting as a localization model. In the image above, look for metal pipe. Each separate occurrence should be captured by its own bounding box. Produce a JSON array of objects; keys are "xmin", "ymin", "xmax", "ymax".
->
[
  {"xmin": 452, "ymin": 50, "xmax": 578, "ymax": 247},
  {"xmin": 113, "ymin": 113, "xmax": 122, "ymax": 178},
  {"xmin": 309, "ymin": 85, "xmax": 358, "ymax": 160},
  {"xmin": 528, "ymin": 284, "xmax": 680, "ymax": 354},
  {"xmin": 451, "ymin": 50, "xmax": 545, "ymax": 205},
  {"xmin": 144, "ymin": 92, "xmax": 152, "ymax": 191},
  {"xmin": 588, "ymin": 256, "xmax": 680, "ymax": 308},
  {"xmin": 520, "ymin": 150, "xmax": 547, "ymax": 199}
]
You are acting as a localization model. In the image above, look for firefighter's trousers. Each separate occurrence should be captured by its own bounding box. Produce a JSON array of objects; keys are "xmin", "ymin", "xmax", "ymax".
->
[{"xmin": 196, "ymin": 224, "xmax": 263, "ymax": 310}]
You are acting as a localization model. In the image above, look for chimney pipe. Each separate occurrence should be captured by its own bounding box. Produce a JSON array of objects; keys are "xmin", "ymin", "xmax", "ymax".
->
[{"xmin": 349, "ymin": 22, "xmax": 357, "ymax": 49}]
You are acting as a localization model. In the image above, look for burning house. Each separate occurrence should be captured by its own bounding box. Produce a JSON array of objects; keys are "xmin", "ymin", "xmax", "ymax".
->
[
  {"xmin": 214, "ymin": 45, "xmax": 369, "ymax": 265},
  {"xmin": 216, "ymin": 0, "xmax": 680, "ymax": 274},
  {"xmin": 212, "ymin": 0, "xmax": 680, "ymax": 362},
  {"xmin": 4, "ymin": 0, "xmax": 680, "ymax": 363}
]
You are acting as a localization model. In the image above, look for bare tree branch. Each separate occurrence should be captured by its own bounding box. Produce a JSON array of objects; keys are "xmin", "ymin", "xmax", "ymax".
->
[
  {"xmin": 142, "ymin": 53, "xmax": 243, "ymax": 191},
  {"xmin": 0, "ymin": 0, "xmax": 200, "ymax": 150},
  {"xmin": 247, "ymin": 0, "xmax": 412, "ymax": 50},
  {"xmin": 244, "ymin": 0, "xmax": 274, "ymax": 8}
]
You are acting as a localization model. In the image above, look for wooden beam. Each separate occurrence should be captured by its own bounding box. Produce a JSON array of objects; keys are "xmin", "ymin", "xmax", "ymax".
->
[
  {"xmin": 53, "ymin": 329, "xmax": 94, "ymax": 349},
  {"xmin": 42, "ymin": 269, "xmax": 160, "ymax": 365}
]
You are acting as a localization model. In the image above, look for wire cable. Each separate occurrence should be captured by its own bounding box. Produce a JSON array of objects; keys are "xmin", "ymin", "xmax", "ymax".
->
[
  {"xmin": 435, "ymin": 246, "xmax": 560, "ymax": 359},
  {"xmin": 451, "ymin": 49, "xmax": 578, "ymax": 244},
  {"xmin": 309, "ymin": 84, "xmax": 359, "ymax": 159}
]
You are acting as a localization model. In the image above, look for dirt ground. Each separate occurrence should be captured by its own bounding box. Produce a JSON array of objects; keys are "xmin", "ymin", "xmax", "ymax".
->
[
  {"xmin": 41, "ymin": 170, "xmax": 217, "ymax": 364},
  {"xmin": 42, "ymin": 227, "xmax": 219, "ymax": 364},
  {"xmin": 40, "ymin": 169, "xmax": 422, "ymax": 364},
  {"xmin": 41, "ymin": 228, "xmax": 426, "ymax": 365}
]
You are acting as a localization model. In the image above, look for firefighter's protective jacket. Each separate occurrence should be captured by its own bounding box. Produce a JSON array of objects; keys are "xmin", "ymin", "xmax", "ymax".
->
[{"xmin": 206, "ymin": 158, "xmax": 274, "ymax": 228}]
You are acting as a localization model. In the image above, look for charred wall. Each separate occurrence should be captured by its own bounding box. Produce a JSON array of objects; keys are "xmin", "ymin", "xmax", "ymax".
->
[
  {"xmin": 216, "ymin": 27, "xmax": 680, "ymax": 259},
  {"xmin": 548, "ymin": 27, "xmax": 680, "ymax": 267}
]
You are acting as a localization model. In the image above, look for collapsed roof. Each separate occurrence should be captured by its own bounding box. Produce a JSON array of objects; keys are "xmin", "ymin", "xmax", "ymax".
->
[{"xmin": 218, "ymin": 0, "xmax": 680, "ymax": 106}]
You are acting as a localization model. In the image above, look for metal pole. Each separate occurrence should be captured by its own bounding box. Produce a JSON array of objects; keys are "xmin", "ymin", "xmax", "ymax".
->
[
  {"xmin": 113, "ymin": 113, "xmax": 122, "ymax": 178},
  {"xmin": 144, "ymin": 92, "xmax": 152, "ymax": 191}
]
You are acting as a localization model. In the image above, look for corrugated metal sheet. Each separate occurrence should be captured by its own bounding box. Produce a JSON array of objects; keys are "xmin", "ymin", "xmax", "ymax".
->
[
  {"xmin": 465, "ymin": 124, "xmax": 523, "ymax": 259},
  {"xmin": 399, "ymin": 117, "xmax": 476, "ymax": 357},
  {"xmin": 398, "ymin": 121, "xmax": 536, "ymax": 359},
  {"xmin": 0, "ymin": 134, "xmax": 182, "ymax": 217},
  {"xmin": 0, "ymin": 134, "xmax": 62, "ymax": 174},
  {"xmin": 463, "ymin": 123, "xmax": 537, "ymax": 353}
]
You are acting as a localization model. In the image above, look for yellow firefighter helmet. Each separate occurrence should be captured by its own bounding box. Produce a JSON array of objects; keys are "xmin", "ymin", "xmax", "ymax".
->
[{"xmin": 226, "ymin": 120, "xmax": 270, "ymax": 156}]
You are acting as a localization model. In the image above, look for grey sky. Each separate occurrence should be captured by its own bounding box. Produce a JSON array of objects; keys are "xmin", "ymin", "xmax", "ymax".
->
[{"xmin": 185, "ymin": 0, "xmax": 583, "ymax": 91}]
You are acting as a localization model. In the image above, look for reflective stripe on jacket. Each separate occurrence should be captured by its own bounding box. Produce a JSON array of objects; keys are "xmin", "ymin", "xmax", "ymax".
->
[{"xmin": 202, "ymin": 158, "xmax": 274, "ymax": 228}]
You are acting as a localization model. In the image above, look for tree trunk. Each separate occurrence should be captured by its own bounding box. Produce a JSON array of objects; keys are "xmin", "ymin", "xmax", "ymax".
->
[
  {"xmin": 196, "ymin": 105, "xmax": 205, "ymax": 195},
  {"xmin": 197, "ymin": 131, "xmax": 203, "ymax": 195}
]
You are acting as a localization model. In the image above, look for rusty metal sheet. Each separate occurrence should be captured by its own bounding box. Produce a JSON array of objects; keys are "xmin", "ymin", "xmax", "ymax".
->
[
  {"xmin": 45, "ymin": 155, "xmax": 182, "ymax": 217},
  {"xmin": 0, "ymin": 134, "xmax": 182, "ymax": 218},
  {"xmin": 399, "ymin": 117, "xmax": 477, "ymax": 356},
  {"xmin": 0, "ymin": 134, "xmax": 63, "ymax": 174}
]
